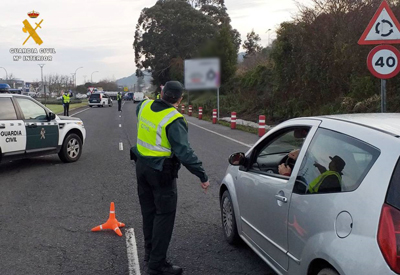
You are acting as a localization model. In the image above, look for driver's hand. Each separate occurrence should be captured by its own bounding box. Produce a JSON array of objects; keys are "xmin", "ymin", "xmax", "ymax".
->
[
  {"xmin": 278, "ymin": 164, "xmax": 291, "ymax": 176},
  {"xmin": 288, "ymin": 149, "xmax": 300, "ymax": 160}
]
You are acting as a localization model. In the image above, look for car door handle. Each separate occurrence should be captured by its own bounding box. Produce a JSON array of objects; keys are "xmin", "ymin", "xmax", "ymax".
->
[
  {"xmin": 28, "ymin": 123, "xmax": 37, "ymax": 128},
  {"xmin": 275, "ymin": 195, "xmax": 288, "ymax": 203},
  {"xmin": 0, "ymin": 124, "xmax": 5, "ymax": 129}
]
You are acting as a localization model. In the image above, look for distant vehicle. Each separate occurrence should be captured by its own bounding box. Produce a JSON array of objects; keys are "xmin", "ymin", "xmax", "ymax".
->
[
  {"xmin": 124, "ymin": 92, "xmax": 133, "ymax": 101},
  {"xmin": 133, "ymin": 91, "xmax": 144, "ymax": 103},
  {"xmin": 8, "ymin": 89, "xmax": 22, "ymax": 94},
  {"xmin": 88, "ymin": 92, "xmax": 113, "ymax": 107},
  {"xmin": 220, "ymin": 114, "xmax": 400, "ymax": 275},
  {"xmin": 0, "ymin": 94, "xmax": 86, "ymax": 164},
  {"xmin": 76, "ymin": 93, "xmax": 87, "ymax": 99}
]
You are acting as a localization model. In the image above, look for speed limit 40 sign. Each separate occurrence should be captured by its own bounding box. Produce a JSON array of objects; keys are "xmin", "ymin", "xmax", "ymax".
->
[{"xmin": 367, "ymin": 45, "xmax": 400, "ymax": 79}]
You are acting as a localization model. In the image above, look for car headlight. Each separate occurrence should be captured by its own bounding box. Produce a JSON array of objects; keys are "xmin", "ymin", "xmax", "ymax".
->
[{"xmin": 75, "ymin": 121, "xmax": 84, "ymax": 127}]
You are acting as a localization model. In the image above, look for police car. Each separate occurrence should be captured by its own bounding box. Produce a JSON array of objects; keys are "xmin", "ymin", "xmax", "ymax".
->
[{"xmin": 0, "ymin": 94, "xmax": 86, "ymax": 164}]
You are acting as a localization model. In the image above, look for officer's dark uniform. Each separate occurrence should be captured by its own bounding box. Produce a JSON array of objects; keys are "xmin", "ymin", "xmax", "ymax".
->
[
  {"xmin": 132, "ymin": 81, "xmax": 208, "ymax": 275},
  {"xmin": 63, "ymin": 93, "xmax": 70, "ymax": 116},
  {"xmin": 117, "ymin": 92, "xmax": 122, "ymax": 111}
]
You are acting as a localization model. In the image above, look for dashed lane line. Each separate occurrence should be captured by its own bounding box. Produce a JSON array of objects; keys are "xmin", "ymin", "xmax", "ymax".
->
[
  {"xmin": 119, "ymin": 124, "xmax": 122, "ymax": 128},
  {"xmin": 126, "ymin": 228, "xmax": 141, "ymax": 275},
  {"xmin": 119, "ymin": 142, "xmax": 124, "ymax": 151},
  {"xmin": 187, "ymin": 121, "xmax": 252, "ymax": 148},
  {"xmin": 70, "ymin": 108, "xmax": 91, "ymax": 117}
]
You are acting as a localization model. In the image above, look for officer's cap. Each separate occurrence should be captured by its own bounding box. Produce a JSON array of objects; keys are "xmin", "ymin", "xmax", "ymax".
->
[{"xmin": 163, "ymin": 81, "xmax": 184, "ymax": 99}]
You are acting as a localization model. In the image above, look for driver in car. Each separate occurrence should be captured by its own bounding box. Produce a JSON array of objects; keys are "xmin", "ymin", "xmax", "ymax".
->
[{"xmin": 278, "ymin": 149, "xmax": 300, "ymax": 176}]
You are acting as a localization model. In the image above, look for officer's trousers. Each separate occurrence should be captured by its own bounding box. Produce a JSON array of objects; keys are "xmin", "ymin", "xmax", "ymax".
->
[
  {"xmin": 63, "ymin": 103, "xmax": 69, "ymax": 116},
  {"xmin": 136, "ymin": 159, "xmax": 177, "ymax": 270},
  {"xmin": 118, "ymin": 100, "xmax": 122, "ymax": 111}
]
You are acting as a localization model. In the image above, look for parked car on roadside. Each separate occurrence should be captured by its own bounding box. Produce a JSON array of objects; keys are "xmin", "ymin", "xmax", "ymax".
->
[{"xmin": 220, "ymin": 114, "xmax": 400, "ymax": 275}]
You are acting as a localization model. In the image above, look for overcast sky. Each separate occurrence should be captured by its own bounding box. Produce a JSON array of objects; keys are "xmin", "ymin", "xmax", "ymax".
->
[{"xmin": 0, "ymin": 0, "xmax": 305, "ymax": 84}]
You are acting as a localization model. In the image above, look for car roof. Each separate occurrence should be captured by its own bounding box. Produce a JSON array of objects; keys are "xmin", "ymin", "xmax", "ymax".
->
[
  {"xmin": 315, "ymin": 113, "xmax": 400, "ymax": 136},
  {"xmin": 0, "ymin": 93, "xmax": 30, "ymax": 98}
]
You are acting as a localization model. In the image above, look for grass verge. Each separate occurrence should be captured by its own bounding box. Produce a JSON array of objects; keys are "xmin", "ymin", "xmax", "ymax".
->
[{"xmin": 45, "ymin": 102, "xmax": 88, "ymax": 114}]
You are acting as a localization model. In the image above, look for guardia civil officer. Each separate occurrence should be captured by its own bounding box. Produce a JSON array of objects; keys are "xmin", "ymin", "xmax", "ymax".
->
[
  {"xmin": 132, "ymin": 81, "xmax": 210, "ymax": 275},
  {"xmin": 117, "ymin": 92, "xmax": 122, "ymax": 112},
  {"xmin": 62, "ymin": 90, "xmax": 71, "ymax": 116}
]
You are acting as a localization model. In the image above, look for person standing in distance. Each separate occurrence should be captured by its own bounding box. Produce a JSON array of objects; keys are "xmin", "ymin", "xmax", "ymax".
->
[
  {"xmin": 117, "ymin": 92, "xmax": 122, "ymax": 112},
  {"xmin": 132, "ymin": 81, "xmax": 210, "ymax": 275},
  {"xmin": 62, "ymin": 90, "xmax": 70, "ymax": 116}
]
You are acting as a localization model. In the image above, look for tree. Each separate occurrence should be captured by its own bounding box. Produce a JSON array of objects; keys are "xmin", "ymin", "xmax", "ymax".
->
[
  {"xmin": 243, "ymin": 30, "xmax": 262, "ymax": 58},
  {"xmin": 134, "ymin": 0, "xmax": 217, "ymax": 86},
  {"xmin": 201, "ymin": 24, "xmax": 237, "ymax": 84}
]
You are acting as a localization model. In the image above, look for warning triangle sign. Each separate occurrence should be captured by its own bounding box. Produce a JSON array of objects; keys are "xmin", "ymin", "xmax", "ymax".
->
[{"xmin": 358, "ymin": 0, "xmax": 400, "ymax": 45}]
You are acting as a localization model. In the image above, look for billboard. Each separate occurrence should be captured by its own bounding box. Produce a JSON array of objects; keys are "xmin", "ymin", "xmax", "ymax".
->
[{"xmin": 184, "ymin": 58, "xmax": 220, "ymax": 90}]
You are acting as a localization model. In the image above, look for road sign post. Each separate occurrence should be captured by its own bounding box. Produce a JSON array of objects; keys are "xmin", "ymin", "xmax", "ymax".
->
[
  {"xmin": 359, "ymin": 0, "xmax": 400, "ymax": 112},
  {"xmin": 381, "ymin": 79, "xmax": 387, "ymax": 112},
  {"xmin": 184, "ymin": 58, "xmax": 220, "ymax": 119}
]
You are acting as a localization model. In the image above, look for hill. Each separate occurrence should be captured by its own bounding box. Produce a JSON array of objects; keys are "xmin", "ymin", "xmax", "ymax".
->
[{"xmin": 116, "ymin": 73, "xmax": 152, "ymax": 87}]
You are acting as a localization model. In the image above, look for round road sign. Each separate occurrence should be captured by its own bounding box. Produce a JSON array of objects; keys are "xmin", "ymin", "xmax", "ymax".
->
[{"xmin": 367, "ymin": 45, "xmax": 400, "ymax": 79}]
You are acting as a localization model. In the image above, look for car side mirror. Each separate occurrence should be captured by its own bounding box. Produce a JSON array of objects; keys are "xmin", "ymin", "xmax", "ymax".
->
[
  {"xmin": 48, "ymin": 112, "xmax": 56, "ymax": 121},
  {"xmin": 229, "ymin": 152, "xmax": 246, "ymax": 166}
]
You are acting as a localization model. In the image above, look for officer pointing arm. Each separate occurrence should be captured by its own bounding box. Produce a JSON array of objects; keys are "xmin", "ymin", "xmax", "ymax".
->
[{"xmin": 132, "ymin": 81, "xmax": 209, "ymax": 275}]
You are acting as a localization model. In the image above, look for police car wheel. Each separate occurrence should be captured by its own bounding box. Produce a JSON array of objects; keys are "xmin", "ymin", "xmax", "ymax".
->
[
  {"xmin": 221, "ymin": 190, "xmax": 240, "ymax": 245},
  {"xmin": 58, "ymin": 133, "xmax": 82, "ymax": 163}
]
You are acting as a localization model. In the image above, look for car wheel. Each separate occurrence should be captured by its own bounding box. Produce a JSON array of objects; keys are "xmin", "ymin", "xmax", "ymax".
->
[
  {"xmin": 317, "ymin": 268, "xmax": 339, "ymax": 275},
  {"xmin": 221, "ymin": 190, "xmax": 240, "ymax": 244},
  {"xmin": 89, "ymin": 105, "xmax": 93, "ymax": 108},
  {"xmin": 102, "ymin": 102, "xmax": 105, "ymax": 107},
  {"xmin": 58, "ymin": 133, "xmax": 83, "ymax": 163}
]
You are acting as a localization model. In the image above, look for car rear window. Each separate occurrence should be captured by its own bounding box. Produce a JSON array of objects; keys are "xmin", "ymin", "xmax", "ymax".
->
[
  {"xmin": 295, "ymin": 128, "xmax": 380, "ymax": 194},
  {"xmin": 0, "ymin": 98, "xmax": 17, "ymax": 120},
  {"xmin": 90, "ymin": 94, "xmax": 100, "ymax": 99},
  {"xmin": 387, "ymin": 158, "xmax": 400, "ymax": 210}
]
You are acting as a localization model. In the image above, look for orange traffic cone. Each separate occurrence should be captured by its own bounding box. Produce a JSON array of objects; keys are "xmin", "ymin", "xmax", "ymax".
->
[{"xmin": 91, "ymin": 202, "xmax": 125, "ymax": 237}]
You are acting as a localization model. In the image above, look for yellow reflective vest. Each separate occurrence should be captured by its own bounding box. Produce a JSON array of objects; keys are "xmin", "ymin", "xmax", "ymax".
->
[
  {"xmin": 308, "ymin": 170, "xmax": 341, "ymax": 193},
  {"xmin": 63, "ymin": 94, "xmax": 70, "ymax": 103},
  {"xmin": 156, "ymin": 94, "xmax": 160, "ymax": 99},
  {"xmin": 117, "ymin": 94, "xmax": 122, "ymax": 100},
  {"xmin": 137, "ymin": 100, "xmax": 184, "ymax": 157}
]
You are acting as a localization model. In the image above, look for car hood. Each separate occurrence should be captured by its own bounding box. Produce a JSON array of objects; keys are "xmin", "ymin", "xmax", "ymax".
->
[{"xmin": 57, "ymin": 115, "xmax": 81, "ymax": 121}]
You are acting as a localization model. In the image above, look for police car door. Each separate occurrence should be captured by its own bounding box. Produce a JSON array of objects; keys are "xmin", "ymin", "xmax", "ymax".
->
[
  {"xmin": 0, "ymin": 97, "xmax": 26, "ymax": 156},
  {"xmin": 14, "ymin": 97, "xmax": 59, "ymax": 153}
]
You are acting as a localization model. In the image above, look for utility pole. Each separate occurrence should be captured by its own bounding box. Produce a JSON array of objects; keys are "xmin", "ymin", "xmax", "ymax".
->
[
  {"xmin": 0, "ymin": 67, "xmax": 8, "ymax": 84},
  {"xmin": 91, "ymin": 71, "xmax": 99, "ymax": 83},
  {"xmin": 74, "ymin": 66, "xmax": 83, "ymax": 90},
  {"xmin": 38, "ymin": 64, "xmax": 45, "ymax": 105}
]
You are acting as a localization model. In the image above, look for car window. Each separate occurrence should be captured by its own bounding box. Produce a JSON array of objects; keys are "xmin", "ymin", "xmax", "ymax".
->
[
  {"xmin": 250, "ymin": 127, "xmax": 310, "ymax": 175},
  {"xmin": 16, "ymin": 98, "xmax": 47, "ymax": 120},
  {"xmin": 0, "ymin": 98, "xmax": 17, "ymax": 120},
  {"xmin": 90, "ymin": 94, "xmax": 100, "ymax": 99},
  {"xmin": 387, "ymin": 158, "xmax": 400, "ymax": 211},
  {"xmin": 294, "ymin": 128, "xmax": 380, "ymax": 194}
]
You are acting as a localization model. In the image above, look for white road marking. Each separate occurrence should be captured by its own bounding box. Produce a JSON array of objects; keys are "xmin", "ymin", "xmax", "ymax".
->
[
  {"xmin": 187, "ymin": 121, "xmax": 252, "ymax": 148},
  {"xmin": 70, "ymin": 108, "xmax": 91, "ymax": 117},
  {"xmin": 119, "ymin": 124, "xmax": 122, "ymax": 127},
  {"xmin": 126, "ymin": 228, "xmax": 141, "ymax": 275},
  {"xmin": 119, "ymin": 142, "xmax": 124, "ymax": 151}
]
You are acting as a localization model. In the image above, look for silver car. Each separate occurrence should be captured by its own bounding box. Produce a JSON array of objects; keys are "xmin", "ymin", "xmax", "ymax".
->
[{"xmin": 220, "ymin": 114, "xmax": 400, "ymax": 275}]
